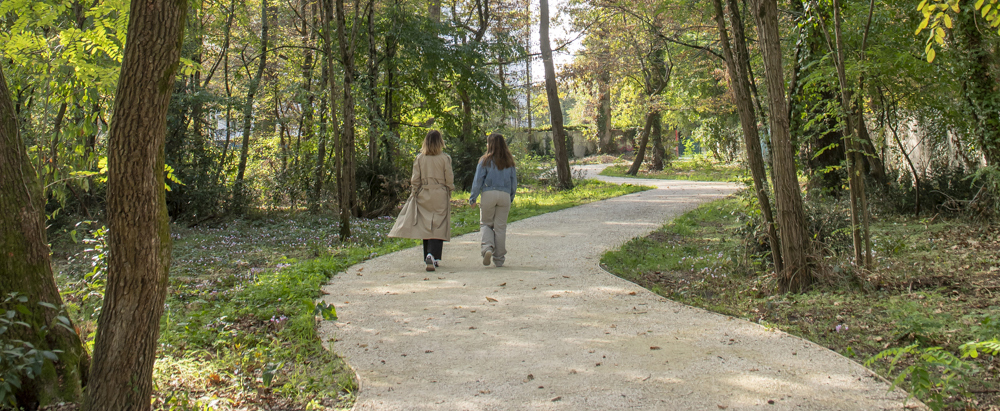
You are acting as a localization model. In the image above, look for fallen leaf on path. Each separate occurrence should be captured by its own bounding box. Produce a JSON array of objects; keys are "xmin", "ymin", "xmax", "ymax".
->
[
  {"xmin": 499, "ymin": 282, "xmax": 506, "ymax": 286},
  {"xmin": 551, "ymin": 295, "xmax": 561, "ymax": 298},
  {"xmin": 425, "ymin": 350, "xmax": 433, "ymax": 353},
  {"xmin": 486, "ymin": 297, "xmax": 498, "ymax": 302},
  {"xmin": 563, "ymin": 276, "xmax": 570, "ymax": 278},
  {"xmin": 650, "ymin": 346, "xmax": 661, "ymax": 350},
  {"xmin": 551, "ymin": 396, "xmax": 562, "ymax": 402},
  {"xmin": 718, "ymin": 406, "xmax": 728, "ymax": 409},
  {"xmin": 628, "ymin": 291, "xmax": 637, "ymax": 295}
]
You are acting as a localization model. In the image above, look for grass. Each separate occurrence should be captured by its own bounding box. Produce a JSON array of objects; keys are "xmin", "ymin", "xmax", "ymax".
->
[
  {"xmin": 51, "ymin": 179, "xmax": 650, "ymax": 410},
  {"xmin": 601, "ymin": 197, "xmax": 1000, "ymax": 410},
  {"xmin": 600, "ymin": 156, "xmax": 742, "ymax": 182}
]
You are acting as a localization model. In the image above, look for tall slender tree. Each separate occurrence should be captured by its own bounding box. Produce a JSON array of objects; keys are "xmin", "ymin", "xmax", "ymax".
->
[
  {"xmin": 750, "ymin": 0, "xmax": 813, "ymax": 292},
  {"xmin": 712, "ymin": 0, "xmax": 783, "ymax": 273},
  {"xmin": 539, "ymin": 0, "xmax": 573, "ymax": 189},
  {"xmin": 235, "ymin": 0, "xmax": 271, "ymax": 206}
]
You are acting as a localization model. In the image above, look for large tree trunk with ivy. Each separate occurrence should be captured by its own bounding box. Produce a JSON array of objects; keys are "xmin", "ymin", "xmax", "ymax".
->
[
  {"xmin": 957, "ymin": 0, "xmax": 1000, "ymax": 166},
  {"xmin": 750, "ymin": 0, "xmax": 813, "ymax": 293},
  {"xmin": 82, "ymin": 0, "xmax": 186, "ymax": 408},
  {"xmin": 0, "ymin": 64, "xmax": 89, "ymax": 411},
  {"xmin": 539, "ymin": 0, "xmax": 573, "ymax": 189},
  {"xmin": 713, "ymin": 0, "xmax": 783, "ymax": 273}
]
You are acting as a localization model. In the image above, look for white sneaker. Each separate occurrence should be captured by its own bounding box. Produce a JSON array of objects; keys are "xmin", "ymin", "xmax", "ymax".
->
[
  {"xmin": 425, "ymin": 254, "xmax": 436, "ymax": 271},
  {"xmin": 483, "ymin": 250, "xmax": 492, "ymax": 266}
]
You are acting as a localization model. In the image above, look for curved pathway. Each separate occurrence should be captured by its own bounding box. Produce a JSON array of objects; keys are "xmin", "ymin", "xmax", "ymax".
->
[{"xmin": 319, "ymin": 166, "xmax": 918, "ymax": 410}]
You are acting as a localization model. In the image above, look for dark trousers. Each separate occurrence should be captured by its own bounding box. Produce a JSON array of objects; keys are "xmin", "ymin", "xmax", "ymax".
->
[{"xmin": 422, "ymin": 239, "xmax": 444, "ymax": 261}]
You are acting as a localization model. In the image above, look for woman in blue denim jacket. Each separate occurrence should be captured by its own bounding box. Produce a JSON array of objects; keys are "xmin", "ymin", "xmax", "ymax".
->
[{"xmin": 469, "ymin": 133, "xmax": 517, "ymax": 267}]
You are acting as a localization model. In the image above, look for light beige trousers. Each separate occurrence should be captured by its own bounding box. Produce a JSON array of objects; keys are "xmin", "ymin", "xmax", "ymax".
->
[{"xmin": 479, "ymin": 190, "xmax": 511, "ymax": 266}]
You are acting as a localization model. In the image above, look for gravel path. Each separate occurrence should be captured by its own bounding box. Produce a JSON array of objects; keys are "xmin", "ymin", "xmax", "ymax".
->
[{"xmin": 318, "ymin": 165, "xmax": 919, "ymax": 410}]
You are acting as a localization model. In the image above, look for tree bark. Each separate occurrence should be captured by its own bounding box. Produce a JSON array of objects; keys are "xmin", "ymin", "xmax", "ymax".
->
[
  {"xmin": 651, "ymin": 112, "xmax": 665, "ymax": 170},
  {"xmin": 813, "ymin": 0, "xmax": 872, "ymax": 268},
  {"xmin": 366, "ymin": 1, "xmax": 381, "ymax": 168},
  {"xmin": 626, "ymin": 112, "xmax": 657, "ymax": 175},
  {"xmin": 596, "ymin": 69, "xmax": 614, "ymax": 154},
  {"xmin": 750, "ymin": 0, "xmax": 813, "ymax": 292},
  {"xmin": 539, "ymin": 0, "xmax": 573, "ymax": 189},
  {"xmin": 82, "ymin": 0, "xmax": 186, "ymax": 408},
  {"xmin": 235, "ymin": 0, "xmax": 270, "ymax": 195},
  {"xmin": 1, "ymin": 64, "xmax": 88, "ymax": 411},
  {"xmin": 713, "ymin": 0, "xmax": 783, "ymax": 274},
  {"xmin": 429, "ymin": 0, "xmax": 441, "ymax": 22},
  {"xmin": 957, "ymin": 0, "xmax": 1000, "ymax": 166},
  {"xmin": 336, "ymin": 0, "xmax": 359, "ymax": 235}
]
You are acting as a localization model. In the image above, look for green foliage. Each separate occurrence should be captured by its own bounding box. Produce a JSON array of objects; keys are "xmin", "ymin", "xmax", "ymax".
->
[
  {"xmin": 916, "ymin": 0, "xmax": 1000, "ymax": 62},
  {"xmin": 970, "ymin": 165, "xmax": 1000, "ymax": 218},
  {"xmin": 0, "ymin": 293, "xmax": 73, "ymax": 408},
  {"xmin": 865, "ymin": 343, "xmax": 976, "ymax": 410}
]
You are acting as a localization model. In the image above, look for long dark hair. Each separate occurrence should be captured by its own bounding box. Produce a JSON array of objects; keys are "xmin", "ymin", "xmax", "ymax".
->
[{"xmin": 479, "ymin": 133, "xmax": 515, "ymax": 170}]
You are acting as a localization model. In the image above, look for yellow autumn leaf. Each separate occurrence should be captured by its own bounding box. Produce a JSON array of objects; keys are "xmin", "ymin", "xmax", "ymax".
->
[
  {"xmin": 951, "ymin": 0, "xmax": 960, "ymax": 12},
  {"xmin": 927, "ymin": 48, "xmax": 936, "ymax": 63},
  {"xmin": 944, "ymin": 14, "xmax": 953, "ymax": 28},
  {"xmin": 976, "ymin": 0, "xmax": 985, "ymax": 9},
  {"xmin": 917, "ymin": 16, "xmax": 930, "ymax": 34}
]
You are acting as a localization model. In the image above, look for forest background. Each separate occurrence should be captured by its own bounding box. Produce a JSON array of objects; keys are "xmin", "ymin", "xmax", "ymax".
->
[{"xmin": 1, "ymin": 0, "xmax": 1000, "ymax": 408}]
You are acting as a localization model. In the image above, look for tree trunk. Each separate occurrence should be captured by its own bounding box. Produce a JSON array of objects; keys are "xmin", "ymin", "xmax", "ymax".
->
[
  {"xmin": 596, "ymin": 69, "xmax": 614, "ymax": 154},
  {"xmin": 815, "ymin": 0, "xmax": 871, "ymax": 268},
  {"xmin": 312, "ymin": 58, "xmax": 330, "ymax": 212},
  {"xmin": 336, "ymin": 0, "xmax": 358, "ymax": 235},
  {"xmin": 235, "ymin": 0, "xmax": 270, "ymax": 195},
  {"xmin": 82, "ymin": 0, "xmax": 186, "ymax": 407},
  {"xmin": 539, "ymin": 0, "xmax": 573, "ymax": 189},
  {"xmin": 957, "ymin": 0, "xmax": 1000, "ymax": 166},
  {"xmin": 651, "ymin": 112, "xmax": 665, "ymax": 170},
  {"xmin": 0, "ymin": 64, "xmax": 88, "ymax": 411},
  {"xmin": 429, "ymin": 0, "xmax": 441, "ymax": 22},
  {"xmin": 366, "ymin": 2, "xmax": 381, "ymax": 168},
  {"xmin": 713, "ymin": 0, "xmax": 783, "ymax": 274},
  {"xmin": 750, "ymin": 0, "xmax": 812, "ymax": 293},
  {"xmin": 626, "ymin": 112, "xmax": 657, "ymax": 175}
]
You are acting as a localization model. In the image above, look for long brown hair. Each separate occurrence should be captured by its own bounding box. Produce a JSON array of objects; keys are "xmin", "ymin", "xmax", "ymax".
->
[
  {"xmin": 479, "ymin": 133, "xmax": 515, "ymax": 170},
  {"xmin": 421, "ymin": 130, "xmax": 444, "ymax": 155}
]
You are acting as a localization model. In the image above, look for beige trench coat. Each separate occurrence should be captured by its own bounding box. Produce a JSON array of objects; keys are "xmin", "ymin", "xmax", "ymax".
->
[{"xmin": 388, "ymin": 153, "xmax": 455, "ymax": 240}]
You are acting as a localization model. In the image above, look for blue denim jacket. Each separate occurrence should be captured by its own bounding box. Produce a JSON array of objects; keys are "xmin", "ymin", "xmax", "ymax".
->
[{"xmin": 469, "ymin": 160, "xmax": 517, "ymax": 203}]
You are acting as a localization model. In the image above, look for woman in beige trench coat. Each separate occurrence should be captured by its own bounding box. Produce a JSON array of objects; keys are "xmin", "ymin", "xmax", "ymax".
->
[{"xmin": 388, "ymin": 130, "xmax": 455, "ymax": 271}]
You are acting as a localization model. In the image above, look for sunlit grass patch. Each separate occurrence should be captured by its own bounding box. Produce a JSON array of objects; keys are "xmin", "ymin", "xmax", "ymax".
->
[{"xmin": 600, "ymin": 157, "xmax": 742, "ymax": 182}]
